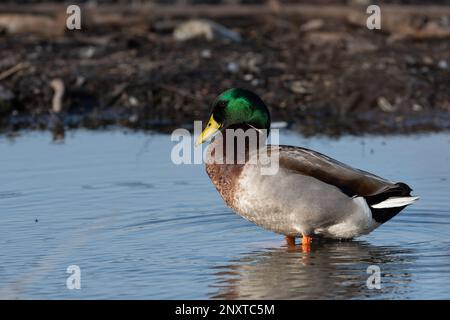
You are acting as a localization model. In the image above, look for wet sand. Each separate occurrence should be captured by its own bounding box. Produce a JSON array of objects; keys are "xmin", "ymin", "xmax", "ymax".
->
[{"xmin": 1, "ymin": 3, "xmax": 450, "ymax": 135}]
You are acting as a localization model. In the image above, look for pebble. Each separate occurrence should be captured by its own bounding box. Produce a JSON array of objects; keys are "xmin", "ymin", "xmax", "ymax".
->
[
  {"xmin": 200, "ymin": 49, "xmax": 211, "ymax": 59},
  {"xmin": 226, "ymin": 62, "xmax": 238, "ymax": 73},
  {"xmin": 412, "ymin": 103, "xmax": 423, "ymax": 112},
  {"xmin": 129, "ymin": 96, "xmax": 139, "ymax": 107},
  {"xmin": 173, "ymin": 19, "xmax": 241, "ymax": 42},
  {"xmin": 438, "ymin": 60, "xmax": 448, "ymax": 69},
  {"xmin": 289, "ymin": 81, "xmax": 308, "ymax": 94},
  {"xmin": 378, "ymin": 97, "xmax": 396, "ymax": 112}
]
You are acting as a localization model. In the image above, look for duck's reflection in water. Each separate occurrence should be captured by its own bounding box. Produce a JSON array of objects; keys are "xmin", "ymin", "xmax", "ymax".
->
[{"xmin": 210, "ymin": 241, "xmax": 415, "ymax": 299}]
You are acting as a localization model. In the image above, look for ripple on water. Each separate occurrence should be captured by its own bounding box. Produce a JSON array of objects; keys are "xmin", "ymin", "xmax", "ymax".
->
[{"xmin": 0, "ymin": 131, "xmax": 449, "ymax": 299}]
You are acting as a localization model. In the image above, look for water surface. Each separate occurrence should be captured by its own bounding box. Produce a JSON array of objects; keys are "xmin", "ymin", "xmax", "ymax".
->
[{"xmin": 0, "ymin": 130, "xmax": 449, "ymax": 299}]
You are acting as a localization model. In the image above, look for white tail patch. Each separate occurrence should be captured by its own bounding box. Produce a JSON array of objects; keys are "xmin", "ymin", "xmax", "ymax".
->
[{"xmin": 371, "ymin": 196, "xmax": 419, "ymax": 209}]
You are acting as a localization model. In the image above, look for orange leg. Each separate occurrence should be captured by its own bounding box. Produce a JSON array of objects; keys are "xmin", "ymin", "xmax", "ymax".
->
[
  {"xmin": 301, "ymin": 235, "xmax": 312, "ymax": 252},
  {"xmin": 285, "ymin": 235, "xmax": 296, "ymax": 247},
  {"xmin": 301, "ymin": 235, "xmax": 312, "ymax": 245}
]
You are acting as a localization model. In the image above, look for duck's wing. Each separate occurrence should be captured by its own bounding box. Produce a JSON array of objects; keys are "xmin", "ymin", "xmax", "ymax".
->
[
  {"xmin": 273, "ymin": 145, "xmax": 412, "ymax": 199},
  {"xmin": 271, "ymin": 145, "xmax": 418, "ymax": 224}
]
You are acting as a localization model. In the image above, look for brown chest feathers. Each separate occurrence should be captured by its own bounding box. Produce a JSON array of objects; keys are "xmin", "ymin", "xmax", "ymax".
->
[
  {"xmin": 204, "ymin": 125, "xmax": 267, "ymax": 210},
  {"xmin": 205, "ymin": 162, "xmax": 243, "ymax": 210}
]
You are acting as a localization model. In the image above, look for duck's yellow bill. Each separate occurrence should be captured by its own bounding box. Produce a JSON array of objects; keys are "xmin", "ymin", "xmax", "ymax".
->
[{"xmin": 195, "ymin": 115, "xmax": 221, "ymax": 146}]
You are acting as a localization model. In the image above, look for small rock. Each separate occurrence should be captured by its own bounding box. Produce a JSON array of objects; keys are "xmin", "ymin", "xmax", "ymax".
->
[
  {"xmin": 80, "ymin": 46, "xmax": 96, "ymax": 59},
  {"xmin": 423, "ymin": 56, "xmax": 434, "ymax": 65},
  {"xmin": 412, "ymin": 103, "xmax": 423, "ymax": 112},
  {"xmin": 289, "ymin": 81, "xmax": 308, "ymax": 94},
  {"xmin": 377, "ymin": 97, "xmax": 396, "ymax": 112},
  {"xmin": 76, "ymin": 76, "xmax": 86, "ymax": 86},
  {"xmin": 173, "ymin": 19, "xmax": 241, "ymax": 42},
  {"xmin": 129, "ymin": 96, "xmax": 139, "ymax": 107},
  {"xmin": 438, "ymin": 60, "xmax": 448, "ymax": 69},
  {"xmin": 299, "ymin": 19, "xmax": 324, "ymax": 32},
  {"xmin": 129, "ymin": 114, "xmax": 139, "ymax": 123},
  {"xmin": 227, "ymin": 62, "xmax": 238, "ymax": 73},
  {"xmin": 241, "ymin": 53, "xmax": 263, "ymax": 73},
  {"xmin": 200, "ymin": 49, "xmax": 211, "ymax": 59}
]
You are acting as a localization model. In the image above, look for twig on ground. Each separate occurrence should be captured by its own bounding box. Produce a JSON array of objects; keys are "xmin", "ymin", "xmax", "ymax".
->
[{"xmin": 0, "ymin": 62, "xmax": 30, "ymax": 82}]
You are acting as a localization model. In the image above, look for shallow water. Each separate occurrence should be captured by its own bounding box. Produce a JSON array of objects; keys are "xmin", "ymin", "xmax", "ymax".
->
[{"xmin": 0, "ymin": 130, "xmax": 449, "ymax": 299}]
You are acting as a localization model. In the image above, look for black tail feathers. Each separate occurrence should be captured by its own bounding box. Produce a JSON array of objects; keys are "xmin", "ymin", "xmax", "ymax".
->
[{"xmin": 365, "ymin": 182, "xmax": 413, "ymax": 224}]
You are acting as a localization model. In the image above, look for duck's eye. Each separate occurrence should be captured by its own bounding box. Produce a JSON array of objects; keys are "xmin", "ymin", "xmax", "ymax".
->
[{"xmin": 216, "ymin": 101, "xmax": 227, "ymax": 109}]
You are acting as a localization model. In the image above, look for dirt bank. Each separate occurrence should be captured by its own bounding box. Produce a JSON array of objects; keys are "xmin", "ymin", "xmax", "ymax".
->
[{"xmin": 1, "ymin": 3, "xmax": 450, "ymax": 136}]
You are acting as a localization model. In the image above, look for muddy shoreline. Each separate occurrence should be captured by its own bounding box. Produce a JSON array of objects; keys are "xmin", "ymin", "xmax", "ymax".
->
[{"xmin": 1, "ymin": 3, "xmax": 450, "ymax": 136}]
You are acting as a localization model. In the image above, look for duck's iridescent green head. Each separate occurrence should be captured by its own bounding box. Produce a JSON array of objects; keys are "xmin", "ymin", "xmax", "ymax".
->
[{"xmin": 196, "ymin": 88, "xmax": 271, "ymax": 145}]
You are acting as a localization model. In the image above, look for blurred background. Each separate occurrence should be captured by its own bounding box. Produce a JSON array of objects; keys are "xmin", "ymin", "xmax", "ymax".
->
[
  {"xmin": 1, "ymin": 0, "xmax": 449, "ymax": 136},
  {"xmin": 1, "ymin": 1, "xmax": 450, "ymax": 300}
]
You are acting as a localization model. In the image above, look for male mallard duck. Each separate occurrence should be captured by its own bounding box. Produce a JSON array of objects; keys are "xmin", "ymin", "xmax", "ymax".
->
[{"xmin": 195, "ymin": 88, "xmax": 418, "ymax": 247}]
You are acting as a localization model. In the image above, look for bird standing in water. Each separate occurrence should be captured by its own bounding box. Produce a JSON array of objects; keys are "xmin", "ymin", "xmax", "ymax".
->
[{"xmin": 195, "ymin": 88, "xmax": 418, "ymax": 250}]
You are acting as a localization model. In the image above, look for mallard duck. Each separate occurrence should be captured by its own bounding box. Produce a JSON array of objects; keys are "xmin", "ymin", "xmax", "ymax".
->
[{"xmin": 195, "ymin": 88, "xmax": 418, "ymax": 247}]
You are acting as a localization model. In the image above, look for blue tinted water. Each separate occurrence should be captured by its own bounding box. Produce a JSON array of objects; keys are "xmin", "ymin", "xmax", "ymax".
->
[{"xmin": 0, "ymin": 130, "xmax": 449, "ymax": 299}]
